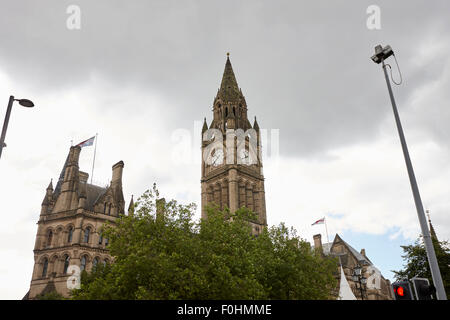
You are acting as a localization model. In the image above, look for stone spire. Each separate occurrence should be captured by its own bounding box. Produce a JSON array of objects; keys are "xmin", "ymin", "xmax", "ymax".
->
[
  {"xmin": 52, "ymin": 146, "xmax": 81, "ymax": 212},
  {"xmin": 41, "ymin": 179, "xmax": 54, "ymax": 209},
  {"xmin": 47, "ymin": 179, "xmax": 53, "ymax": 191},
  {"xmin": 217, "ymin": 53, "xmax": 241, "ymax": 103},
  {"xmin": 210, "ymin": 54, "xmax": 251, "ymax": 131},
  {"xmin": 53, "ymin": 153, "xmax": 69, "ymax": 197},
  {"xmin": 202, "ymin": 117, "xmax": 208, "ymax": 134},
  {"xmin": 128, "ymin": 195, "xmax": 135, "ymax": 216},
  {"xmin": 427, "ymin": 210, "xmax": 438, "ymax": 242},
  {"xmin": 253, "ymin": 116, "xmax": 259, "ymax": 130}
]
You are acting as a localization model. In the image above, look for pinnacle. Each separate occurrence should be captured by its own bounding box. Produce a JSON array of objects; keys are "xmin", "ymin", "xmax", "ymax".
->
[{"xmin": 217, "ymin": 55, "xmax": 242, "ymax": 103}]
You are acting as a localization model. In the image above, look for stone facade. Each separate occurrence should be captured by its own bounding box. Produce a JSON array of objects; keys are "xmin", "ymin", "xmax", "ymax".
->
[
  {"xmin": 313, "ymin": 234, "xmax": 394, "ymax": 300},
  {"xmin": 24, "ymin": 146, "xmax": 125, "ymax": 299},
  {"xmin": 201, "ymin": 55, "xmax": 267, "ymax": 235}
]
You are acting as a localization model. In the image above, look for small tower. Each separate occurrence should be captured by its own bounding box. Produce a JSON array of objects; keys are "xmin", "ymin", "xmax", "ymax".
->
[
  {"xmin": 26, "ymin": 146, "xmax": 126, "ymax": 299},
  {"xmin": 201, "ymin": 54, "xmax": 267, "ymax": 235}
]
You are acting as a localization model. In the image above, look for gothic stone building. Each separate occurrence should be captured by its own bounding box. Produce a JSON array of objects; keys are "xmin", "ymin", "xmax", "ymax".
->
[
  {"xmin": 201, "ymin": 55, "xmax": 267, "ymax": 235},
  {"xmin": 24, "ymin": 145, "xmax": 126, "ymax": 299},
  {"xmin": 313, "ymin": 234, "xmax": 394, "ymax": 300}
]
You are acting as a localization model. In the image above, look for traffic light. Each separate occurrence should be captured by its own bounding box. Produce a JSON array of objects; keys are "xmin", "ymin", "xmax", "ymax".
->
[
  {"xmin": 411, "ymin": 277, "xmax": 436, "ymax": 300},
  {"xmin": 392, "ymin": 281, "xmax": 414, "ymax": 300}
]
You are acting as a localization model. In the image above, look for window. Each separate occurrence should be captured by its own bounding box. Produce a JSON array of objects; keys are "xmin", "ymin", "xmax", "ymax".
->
[
  {"xmin": 67, "ymin": 227, "xmax": 73, "ymax": 243},
  {"xmin": 103, "ymin": 259, "xmax": 109, "ymax": 267},
  {"xmin": 63, "ymin": 255, "xmax": 70, "ymax": 274},
  {"xmin": 93, "ymin": 257, "xmax": 99, "ymax": 269},
  {"xmin": 80, "ymin": 256, "xmax": 87, "ymax": 271},
  {"xmin": 42, "ymin": 258, "xmax": 48, "ymax": 277},
  {"xmin": 98, "ymin": 234, "xmax": 103, "ymax": 245},
  {"xmin": 83, "ymin": 227, "xmax": 91, "ymax": 243},
  {"xmin": 46, "ymin": 230, "xmax": 53, "ymax": 247},
  {"xmin": 103, "ymin": 203, "xmax": 107, "ymax": 214},
  {"xmin": 108, "ymin": 204, "xmax": 112, "ymax": 215},
  {"xmin": 105, "ymin": 238, "xmax": 109, "ymax": 246}
]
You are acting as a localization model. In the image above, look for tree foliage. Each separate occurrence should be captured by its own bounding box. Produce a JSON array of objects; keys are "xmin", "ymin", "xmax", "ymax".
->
[
  {"xmin": 393, "ymin": 236, "xmax": 450, "ymax": 296},
  {"xmin": 71, "ymin": 184, "xmax": 337, "ymax": 300},
  {"xmin": 35, "ymin": 290, "xmax": 66, "ymax": 300}
]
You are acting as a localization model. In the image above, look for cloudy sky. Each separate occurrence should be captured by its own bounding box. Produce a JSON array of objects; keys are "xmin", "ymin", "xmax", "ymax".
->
[{"xmin": 1, "ymin": 0, "xmax": 450, "ymax": 299}]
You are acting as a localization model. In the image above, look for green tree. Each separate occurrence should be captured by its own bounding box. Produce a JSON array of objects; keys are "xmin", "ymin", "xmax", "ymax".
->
[
  {"xmin": 35, "ymin": 290, "xmax": 66, "ymax": 300},
  {"xmin": 71, "ymin": 184, "xmax": 337, "ymax": 300},
  {"xmin": 393, "ymin": 236, "xmax": 450, "ymax": 296}
]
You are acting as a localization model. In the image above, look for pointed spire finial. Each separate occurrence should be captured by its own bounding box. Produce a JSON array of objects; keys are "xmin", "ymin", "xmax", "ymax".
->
[
  {"xmin": 253, "ymin": 116, "xmax": 260, "ymax": 130},
  {"xmin": 128, "ymin": 195, "xmax": 135, "ymax": 216},
  {"xmin": 202, "ymin": 117, "xmax": 208, "ymax": 133},
  {"xmin": 218, "ymin": 53, "xmax": 240, "ymax": 102},
  {"xmin": 426, "ymin": 209, "xmax": 438, "ymax": 241}
]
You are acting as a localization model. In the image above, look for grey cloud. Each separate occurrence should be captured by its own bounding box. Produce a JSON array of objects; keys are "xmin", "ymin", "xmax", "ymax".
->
[{"xmin": 1, "ymin": 0, "xmax": 450, "ymax": 158}]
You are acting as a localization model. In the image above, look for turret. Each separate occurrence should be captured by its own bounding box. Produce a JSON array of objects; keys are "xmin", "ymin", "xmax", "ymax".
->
[{"xmin": 40, "ymin": 180, "xmax": 54, "ymax": 215}]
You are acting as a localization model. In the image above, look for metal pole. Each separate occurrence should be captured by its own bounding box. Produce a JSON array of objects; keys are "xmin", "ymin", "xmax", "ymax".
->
[
  {"xmin": 0, "ymin": 96, "xmax": 15, "ymax": 159},
  {"xmin": 90, "ymin": 133, "xmax": 98, "ymax": 184},
  {"xmin": 324, "ymin": 217, "xmax": 330, "ymax": 243},
  {"xmin": 381, "ymin": 58, "xmax": 447, "ymax": 300}
]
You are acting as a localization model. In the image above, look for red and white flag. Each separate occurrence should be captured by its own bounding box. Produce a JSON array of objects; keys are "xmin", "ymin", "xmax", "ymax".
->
[
  {"xmin": 76, "ymin": 136, "xmax": 95, "ymax": 148},
  {"xmin": 311, "ymin": 217, "xmax": 325, "ymax": 226}
]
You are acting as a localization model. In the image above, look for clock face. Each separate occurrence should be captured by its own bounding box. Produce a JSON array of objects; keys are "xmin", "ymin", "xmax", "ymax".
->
[{"xmin": 211, "ymin": 148, "xmax": 224, "ymax": 166}]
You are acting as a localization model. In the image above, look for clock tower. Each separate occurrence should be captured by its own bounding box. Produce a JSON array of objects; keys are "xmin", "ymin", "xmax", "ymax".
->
[{"xmin": 201, "ymin": 54, "xmax": 267, "ymax": 234}]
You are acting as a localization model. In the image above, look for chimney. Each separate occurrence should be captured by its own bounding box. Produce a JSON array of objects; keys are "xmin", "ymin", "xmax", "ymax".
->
[
  {"xmin": 112, "ymin": 161, "xmax": 124, "ymax": 186},
  {"xmin": 313, "ymin": 234, "xmax": 322, "ymax": 252}
]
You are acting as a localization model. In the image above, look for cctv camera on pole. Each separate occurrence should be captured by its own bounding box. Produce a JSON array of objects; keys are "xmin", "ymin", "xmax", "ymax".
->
[{"xmin": 371, "ymin": 44, "xmax": 447, "ymax": 300}]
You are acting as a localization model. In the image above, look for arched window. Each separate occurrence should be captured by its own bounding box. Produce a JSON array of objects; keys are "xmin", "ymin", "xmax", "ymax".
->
[
  {"xmin": 225, "ymin": 107, "xmax": 228, "ymax": 117},
  {"xmin": 46, "ymin": 230, "xmax": 53, "ymax": 247},
  {"xmin": 42, "ymin": 258, "xmax": 48, "ymax": 277},
  {"xmin": 93, "ymin": 257, "xmax": 99, "ymax": 269},
  {"xmin": 63, "ymin": 255, "xmax": 70, "ymax": 274},
  {"xmin": 98, "ymin": 233, "xmax": 103, "ymax": 245},
  {"xmin": 80, "ymin": 255, "xmax": 87, "ymax": 271},
  {"xmin": 108, "ymin": 204, "xmax": 112, "ymax": 215},
  {"xmin": 103, "ymin": 259, "xmax": 109, "ymax": 267},
  {"xmin": 233, "ymin": 106, "xmax": 236, "ymax": 116},
  {"xmin": 103, "ymin": 202, "xmax": 107, "ymax": 214},
  {"xmin": 67, "ymin": 227, "xmax": 73, "ymax": 243},
  {"xmin": 83, "ymin": 227, "xmax": 91, "ymax": 243}
]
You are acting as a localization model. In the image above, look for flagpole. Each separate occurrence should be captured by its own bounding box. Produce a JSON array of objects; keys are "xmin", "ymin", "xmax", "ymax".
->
[
  {"xmin": 324, "ymin": 217, "xmax": 330, "ymax": 243},
  {"xmin": 90, "ymin": 133, "xmax": 98, "ymax": 184}
]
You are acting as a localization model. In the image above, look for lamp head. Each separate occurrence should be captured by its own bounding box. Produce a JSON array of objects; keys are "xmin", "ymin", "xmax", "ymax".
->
[
  {"xmin": 371, "ymin": 44, "xmax": 394, "ymax": 64},
  {"xmin": 17, "ymin": 99, "xmax": 34, "ymax": 108},
  {"xmin": 353, "ymin": 265, "xmax": 362, "ymax": 276}
]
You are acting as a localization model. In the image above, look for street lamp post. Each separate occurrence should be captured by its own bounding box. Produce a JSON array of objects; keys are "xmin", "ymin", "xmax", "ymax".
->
[
  {"xmin": 371, "ymin": 45, "xmax": 447, "ymax": 300},
  {"xmin": 352, "ymin": 264, "xmax": 367, "ymax": 300},
  {"xmin": 0, "ymin": 95, "xmax": 35, "ymax": 159}
]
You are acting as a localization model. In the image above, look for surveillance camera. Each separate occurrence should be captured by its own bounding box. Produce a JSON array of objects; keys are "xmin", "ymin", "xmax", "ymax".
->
[{"xmin": 371, "ymin": 44, "xmax": 394, "ymax": 64}]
